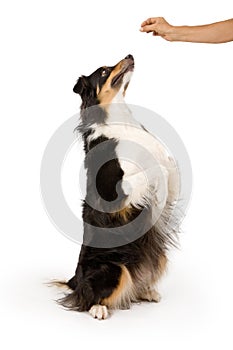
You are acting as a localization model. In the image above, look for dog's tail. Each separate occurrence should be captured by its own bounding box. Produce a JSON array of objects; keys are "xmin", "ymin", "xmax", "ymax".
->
[
  {"xmin": 57, "ymin": 280, "xmax": 94, "ymax": 312},
  {"xmin": 46, "ymin": 279, "xmax": 70, "ymax": 289},
  {"xmin": 46, "ymin": 275, "xmax": 77, "ymax": 290},
  {"xmin": 47, "ymin": 276, "xmax": 93, "ymax": 311}
]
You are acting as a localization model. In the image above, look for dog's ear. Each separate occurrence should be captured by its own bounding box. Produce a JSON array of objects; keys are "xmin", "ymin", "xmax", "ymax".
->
[{"xmin": 73, "ymin": 76, "xmax": 88, "ymax": 95}]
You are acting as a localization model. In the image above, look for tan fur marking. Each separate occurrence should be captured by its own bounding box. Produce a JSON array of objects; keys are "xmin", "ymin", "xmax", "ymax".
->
[
  {"xmin": 98, "ymin": 86, "xmax": 117, "ymax": 105},
  {"xmin": 110, "ymin": 206, "xmax": 133, "ymax": 222},
  {"xmin": 46, "ymin": 280, "xmax": 70, "ymax": 290},
  {"xmin": 97, "ymin": 61, "xmax": 124, "ymax": 105},
  {"xmin": 101, "ymin": 265, "xmax": 133, "ymax": 309}
]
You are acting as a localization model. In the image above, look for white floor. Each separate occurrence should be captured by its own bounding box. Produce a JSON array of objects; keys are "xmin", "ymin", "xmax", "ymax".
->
[{"xmin": 1, "ymin": 217, "xmax": 232, "ymax": 349}]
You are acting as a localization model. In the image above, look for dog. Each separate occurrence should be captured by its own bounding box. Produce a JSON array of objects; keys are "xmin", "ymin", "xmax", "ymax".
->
[{"xmin": 58, "ymin": 54, "xmax": 180, "ymax": 320}]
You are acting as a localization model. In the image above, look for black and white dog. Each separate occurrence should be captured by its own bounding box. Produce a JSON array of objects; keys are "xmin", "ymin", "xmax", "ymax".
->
[{"xmin": 59, "ymin": 55, "xmax": 180, "ymax": 320}]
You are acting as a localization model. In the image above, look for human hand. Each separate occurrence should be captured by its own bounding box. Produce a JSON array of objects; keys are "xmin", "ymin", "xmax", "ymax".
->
[
  {"xmin": 140, "ymin": 17, "xmax": 233, "ymax": 43},
  {"xmin": 140, "ymin": 17, "xmax": 174, "ymax": 41}
]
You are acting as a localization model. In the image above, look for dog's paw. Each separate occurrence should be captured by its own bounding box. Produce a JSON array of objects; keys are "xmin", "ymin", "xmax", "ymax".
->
[
  {"xmin": 149, "ymin": 290, "xmax": 161, "ymax": 302},
  {"xmin": 140, "ymin": 289, "xmax": 161, "ymax": 303},
  {"xmin": 89, "ymin": 304, "xmax": 108, "ymax": 320}
]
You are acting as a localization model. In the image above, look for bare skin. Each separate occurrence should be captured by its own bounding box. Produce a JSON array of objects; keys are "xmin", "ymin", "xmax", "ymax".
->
[{"xmin": 140, "ymin": 17, "xmax": 233, "ymax": 43}]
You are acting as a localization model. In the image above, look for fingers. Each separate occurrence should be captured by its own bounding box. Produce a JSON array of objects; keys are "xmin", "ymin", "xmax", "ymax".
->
[
  {"xmin": 140, "ymin": 24, "xmax": 154, "ymax": 33},
  {"xmin": 141, "ymin": 17, "xmax": 157, "ymax": 27},
  {"xmin": 140, "ymin": 17, "xmax": 162, "ymax": 33},
  {"xmin": 140, "ymin": 17, "xmax": 173, "ymax": 40}
]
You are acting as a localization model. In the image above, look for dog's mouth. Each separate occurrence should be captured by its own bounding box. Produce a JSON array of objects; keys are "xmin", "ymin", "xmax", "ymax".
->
[{"xmin": 111, "ymin": 55, "xmax": 134, "ymax": 87}]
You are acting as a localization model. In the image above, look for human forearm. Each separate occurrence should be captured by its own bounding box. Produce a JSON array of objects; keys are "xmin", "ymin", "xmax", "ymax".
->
[{"xmin": 170, "ymin": 19, "xmax": 233, "ymax": 43}]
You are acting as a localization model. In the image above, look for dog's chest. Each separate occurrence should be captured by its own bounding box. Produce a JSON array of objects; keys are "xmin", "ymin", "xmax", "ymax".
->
[
  {"xmin": 87, "ymin": 121, "xmax": 172, "ymax": 208},
  {"xmin": 88, "ymin": 122, "xmax": 171, "ymax": 173}
]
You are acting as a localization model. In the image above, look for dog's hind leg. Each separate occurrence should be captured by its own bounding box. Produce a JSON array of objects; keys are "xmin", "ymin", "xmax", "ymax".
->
[
  {"xmin": 134, "ymin": 254, "xmax": 167, "ymax": 303},
  {"xmin": 60, "ymin": 263, "xmax": 133, "ymax": 319},
  {"xmin": 100, "ymin": 265, "xmax": 134, "ymax": 310},
  {"xmin": 137, "ymin": 287, "xmax": 161, "ymax": 303},
  {"xmin": 88, "ymin": 265, "xmax": 134, "ymax": 320}
]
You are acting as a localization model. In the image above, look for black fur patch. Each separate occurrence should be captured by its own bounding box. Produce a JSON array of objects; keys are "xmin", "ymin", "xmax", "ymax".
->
[{"xmin": 73, "ymin": 65, "xmax": 113, "ymax": 109}]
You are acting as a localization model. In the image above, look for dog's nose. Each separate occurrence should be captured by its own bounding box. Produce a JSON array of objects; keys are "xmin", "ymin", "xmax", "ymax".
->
[{"xmin": 125, "ymin": 54, "xmax": 134, "ymax": 60}]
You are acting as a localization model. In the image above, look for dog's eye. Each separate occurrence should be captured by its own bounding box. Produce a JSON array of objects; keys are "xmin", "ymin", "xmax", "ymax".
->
[{"xmin": 101, "ymin": 69, "xmax": 107, "ymax": 77}]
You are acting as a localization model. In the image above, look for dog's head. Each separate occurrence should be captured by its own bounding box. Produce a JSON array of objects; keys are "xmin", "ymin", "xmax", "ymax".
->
[{"xmin": 73, "ymin": 54, "xmax": 134, "ymax": 109}]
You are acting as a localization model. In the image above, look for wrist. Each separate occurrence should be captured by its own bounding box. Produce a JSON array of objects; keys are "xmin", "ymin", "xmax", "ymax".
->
[{"xmin": 168, "ymin": 26, "xmax": 189, "ymax": 42}]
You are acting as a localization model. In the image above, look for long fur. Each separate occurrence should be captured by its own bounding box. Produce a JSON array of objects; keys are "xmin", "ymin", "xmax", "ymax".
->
[{"xmin": 57, "ymin": 55, "xmax": 181, "ymax": 317}]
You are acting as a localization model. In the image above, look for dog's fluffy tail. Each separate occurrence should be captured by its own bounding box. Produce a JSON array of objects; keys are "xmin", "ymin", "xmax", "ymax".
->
[
  {"xmin": 47, "ymin": 275, "xmax": 77, "ymax": 290},
  {"xmin": 47, "ymin": 276, "xmax": 93, "ymax": 312},
  {"xmin": 57, "ymin": 280, "xmax": 94, "ymax": 312},
  {"xmin": 46, "ymin": 279, "xmax": 71, "ymax": 290}
]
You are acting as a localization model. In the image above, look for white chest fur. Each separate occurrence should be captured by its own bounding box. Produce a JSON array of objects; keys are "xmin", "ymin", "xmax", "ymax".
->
[{"xmin": 87, "ymin": 103, "xmax": 179, "ymax": 210}]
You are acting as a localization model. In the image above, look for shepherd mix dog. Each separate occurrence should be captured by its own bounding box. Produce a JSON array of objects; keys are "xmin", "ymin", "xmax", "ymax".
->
[{"xmin": 58, "ymin": 54, "xmax": 180, "ymax": 320}]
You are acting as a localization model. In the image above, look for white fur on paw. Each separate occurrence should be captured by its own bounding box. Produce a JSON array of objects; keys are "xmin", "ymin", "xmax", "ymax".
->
[{"xmin": 89, "ymin": 305, "xmax": 108, "ymax": 320}]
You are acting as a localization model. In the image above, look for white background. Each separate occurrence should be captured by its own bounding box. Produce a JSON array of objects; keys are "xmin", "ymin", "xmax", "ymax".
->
[{"xmin": 1, "ymin": 0, "xmax": 233, "ymax": 349}]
